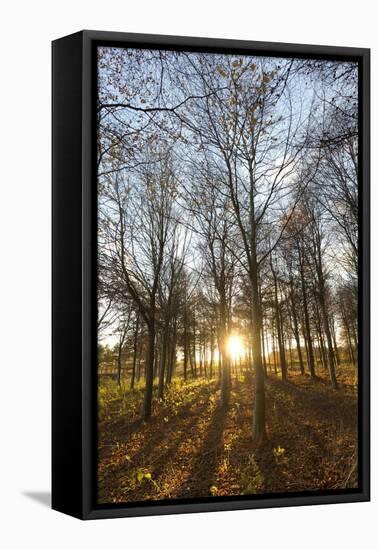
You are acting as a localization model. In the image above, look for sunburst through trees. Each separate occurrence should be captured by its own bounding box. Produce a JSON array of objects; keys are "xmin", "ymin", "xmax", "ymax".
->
[{"xmin": 97, "ymin": 46, "xmax": 359, "ymax": 504}]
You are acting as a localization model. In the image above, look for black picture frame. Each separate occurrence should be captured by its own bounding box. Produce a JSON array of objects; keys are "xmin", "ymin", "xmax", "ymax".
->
[{"xmin": 52, "ymin": 30, "xmax": 370, "ymax": 520}]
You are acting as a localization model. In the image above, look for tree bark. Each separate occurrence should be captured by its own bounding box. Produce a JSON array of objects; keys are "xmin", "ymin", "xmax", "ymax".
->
[
  {"xmin": 143, "ymin": 320, "xmax": 155, "ymax": 419},
  {"xmin": 272, "ymin": 263, "xmax": 287, "ymax": 381},
  {"xmin": 289, "ymin": 278, "xmax": 305, "ymax": 375},
  {"xmin": 299, "ymin": 245, "xmax": 316, "ymax": 378},
  {"xmin": 251, "ymin": 261, "xmax": 266, "ymax": 444},
  {"xmin": 130, "ymin": 314, "xmax": 140, "ymax": 390}
]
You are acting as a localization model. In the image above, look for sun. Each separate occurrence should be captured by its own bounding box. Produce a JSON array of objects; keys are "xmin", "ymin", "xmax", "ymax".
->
[{"xmin": 227, "ymin": 335, "xmax": 244, "ymax": 361}]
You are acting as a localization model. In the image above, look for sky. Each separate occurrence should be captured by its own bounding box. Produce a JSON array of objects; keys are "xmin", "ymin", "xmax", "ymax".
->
[{"xmin": 97, "ymin": 46, "xmax": 358, "ymax": 352}]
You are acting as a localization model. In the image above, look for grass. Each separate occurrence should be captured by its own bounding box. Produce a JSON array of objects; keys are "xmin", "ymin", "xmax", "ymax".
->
[{"xmin": 97, "ymin": 365, "xmax": 358, "ymax": 504}]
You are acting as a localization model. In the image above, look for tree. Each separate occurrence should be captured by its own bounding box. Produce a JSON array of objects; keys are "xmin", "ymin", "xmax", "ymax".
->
[{"xmin": 99, "ymin": 150, "xmax": 179, "ymax": 418}]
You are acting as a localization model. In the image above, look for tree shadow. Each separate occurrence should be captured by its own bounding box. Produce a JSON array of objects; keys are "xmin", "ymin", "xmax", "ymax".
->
[
  {"xmin": 174, "ymin": 402, "xmax": 226, "ymax": 498},
  {"xmin": 266, "ymin": 376, "xmax": 357, "ymax": 422},
  {"xmin": 128, "ymin": 398, "xmax": 211, "ymax": 472},
  {"xmin": 250, "ymin": 374, "xmax": 358, "ymax": 493},
  {"xmin": 98, "ymin": 383, "xmax": 216, "ymax": 496},
  {"xmin": 148, "ymin": 401, "xmax": 212, "ymax": 478}
]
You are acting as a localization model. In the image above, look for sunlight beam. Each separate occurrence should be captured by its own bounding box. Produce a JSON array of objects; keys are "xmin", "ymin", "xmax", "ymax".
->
[{"xmin": 227, "ymin": 335, "xmax": 244, "ymax": 362}]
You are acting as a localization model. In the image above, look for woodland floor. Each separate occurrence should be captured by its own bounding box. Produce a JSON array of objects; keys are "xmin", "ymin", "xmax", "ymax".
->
[{"xmin": 97, "ymin": 366, "xmax": 358, "ymax": 504}]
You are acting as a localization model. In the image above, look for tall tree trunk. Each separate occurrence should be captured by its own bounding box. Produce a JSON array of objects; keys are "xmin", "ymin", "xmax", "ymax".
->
[
  {"xmin": 261, "ymin": 324, "xmax": 267, "ymax": 377},
  {"xmin": 352, "ymin": 328, "xmax": 358, "ymax": 366},
  {"xmin": 314, "ymin": 235, "xmax": 338, "ymax": 389},
  {"xmin": 299, "ymin": 247, "xmax": 316, "ymax": 378},
  {"xmin": 199, "ymin": 333, "xmax": 203, "ymax": 378},
  {"xmin": 130, "ymin": 314, "xmax": 140, "ymax": 390},
  {"xmin": 314, "ymin": 302, "xmax": 327, "ymax": 370},
  {"xmin": 117, "ymin": 346, "xmax": 122, "ymax": 387},
  {"xmin": 272, "ymin": 318, "xmax": 278, "ymax": 375},
  {"xmin": 143, "ymin": 320, "xmax": 155, "ymax": 419},
  {"xmin": 316, "ymin": 334, "xmax": 325, "ymax": 369},
  {"xmin": 330, "ymin": 317, "xmax": 341, "ymax": 366},
  {"xmin": 289, "ymin": 278, "xmax": 305, "ymax": 375},
  {"xmin": 158, "ymin": 318, "xmax": 169, "ymax": 399},
  {"xmin": 272, "ymin": 264, "xmax": 287, "ymax": 381},
  {"xmin": 251, "ymin": 262, "xmax": 265, "ymax": 443},
  {"xmin": 166, "ymin": 320, "xmax": 177, "ymax": 385},
  {"xmin": 153, "ymin": 346, "xmax": 159, "ymax": 378},
  {"xmin": 220, "ymin": 298, "xmax": 230, "ymax": 409},
  {"xmin": 319, "ymin": 291, "xmax": 338, "ymax": 389},
  {"xmin": 192, "ymin": 336, "xmax": 197, "ymax": 377},
  {"xmin": 209, "ymin": 328, "xmax": 214, "ymax": 379},
  {"xmin": 343, "ymin": 313, "xmax": 356, "ymax": 367},
  {"xmin": 265, "ymin": 331, "xmax": 272, "ymax": 373},
  {"xmin": 116, "ymin": 323, "xmax": 128, "ymax": 387},
  {"xmin": 192, "ymin": 311, "xmax": 197, "ymax": 377},
  {"xmin": 136, "ymin": 341, "xmax": 142, "ymax": 383},
  {"xmin": 288, "ymin": 341, "xmax": 293, "ymax": 369},
  {"xmin": 183, "ymin": 327, "xmax": 188, "ymax": 381},
  {"xmin": 320, "ymin": 332, "xmax": 328, "ymax": 370}
]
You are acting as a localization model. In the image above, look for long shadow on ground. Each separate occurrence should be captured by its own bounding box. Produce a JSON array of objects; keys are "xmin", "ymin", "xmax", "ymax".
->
[{"xmin": 174, "ymin": 403, "xmax": 226, "ymax": 498}]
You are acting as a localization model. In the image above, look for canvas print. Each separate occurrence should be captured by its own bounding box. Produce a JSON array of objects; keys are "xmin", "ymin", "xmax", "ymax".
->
[{"xmin": 96, "ymin": 46, "xmax": 359, "ymax": 504}]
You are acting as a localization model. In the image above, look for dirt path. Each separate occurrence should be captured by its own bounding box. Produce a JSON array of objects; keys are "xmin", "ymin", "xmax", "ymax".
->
[{"xmin": 97, "ymin": 371, "xmax": 358, "ymax": 504}]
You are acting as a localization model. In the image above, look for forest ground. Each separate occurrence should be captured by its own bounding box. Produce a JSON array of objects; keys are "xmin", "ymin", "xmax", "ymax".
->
[{"xmin": 97, "ymin": 365, "xmax": 358, "ymax": 504}]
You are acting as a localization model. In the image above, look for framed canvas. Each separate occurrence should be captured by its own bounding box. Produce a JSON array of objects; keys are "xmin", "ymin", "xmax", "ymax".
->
[{"xmin": 52, "ymin": 30, "xmax": 370, "ymax": 519}]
